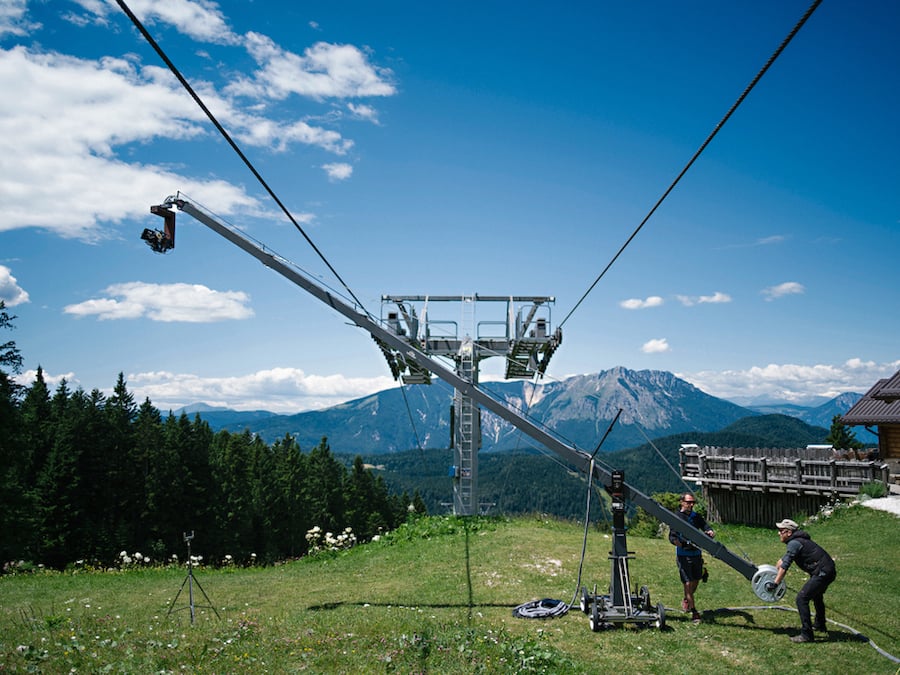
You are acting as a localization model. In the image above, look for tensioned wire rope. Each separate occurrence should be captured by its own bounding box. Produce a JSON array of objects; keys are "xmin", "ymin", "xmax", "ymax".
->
[
  {"xmin": 114, "ymin": 0, "xmax": 445, "ymax": 464},
  {"xmin": 115, "ymin": 0, "xmax": 367, "ymax": 314},
  {"xmin": 556, "ymin": 0, "xmax": 824, "ymax": 332},
  {"xmin": 511, "ymin": 0, "xmax": 827, "ymax": 619}
]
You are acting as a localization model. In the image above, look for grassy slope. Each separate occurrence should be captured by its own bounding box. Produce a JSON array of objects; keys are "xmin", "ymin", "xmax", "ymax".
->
[{"xmin": 1, "ymin": 505, "xmax": 897, "ymax": 674}]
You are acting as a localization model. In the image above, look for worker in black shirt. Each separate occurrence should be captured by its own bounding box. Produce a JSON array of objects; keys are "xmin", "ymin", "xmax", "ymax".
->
[{"xmin": 766, "ymin": 518, "xmax": 836, "ymax": 643}]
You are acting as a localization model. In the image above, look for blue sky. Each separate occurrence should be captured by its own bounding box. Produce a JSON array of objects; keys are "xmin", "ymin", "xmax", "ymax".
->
[{"xmin": 1, "ymin": 0, "xmax": 898, "ymax": 413}]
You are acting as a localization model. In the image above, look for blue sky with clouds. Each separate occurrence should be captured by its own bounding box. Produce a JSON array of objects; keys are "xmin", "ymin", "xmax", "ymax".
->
[{"xmin": 1, "ymin": 0, "xmax": 898, "ymax": 413}]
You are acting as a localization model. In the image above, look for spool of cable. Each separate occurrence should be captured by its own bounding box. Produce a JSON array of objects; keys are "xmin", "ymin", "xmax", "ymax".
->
[{"xmin": 751, "ymin": 563, "xmax": 786, "ymax": 602}]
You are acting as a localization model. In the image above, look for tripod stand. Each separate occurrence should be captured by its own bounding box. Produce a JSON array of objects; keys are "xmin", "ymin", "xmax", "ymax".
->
[{"xmin": 166, "ymin": 531, "xmax": 220, "ymax": 624}]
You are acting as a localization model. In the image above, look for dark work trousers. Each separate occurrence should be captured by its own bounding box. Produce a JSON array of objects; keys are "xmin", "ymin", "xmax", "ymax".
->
[{"xmin": 795, "ymin": 570, "xmax": 836, "ymax": 636}]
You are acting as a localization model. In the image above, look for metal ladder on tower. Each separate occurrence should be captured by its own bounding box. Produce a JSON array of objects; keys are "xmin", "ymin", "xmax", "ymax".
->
[
  {"xmin": 453, "ymin": 294, "xmax": 478, "ymax": 515},
  {"xmin": 454, "ymin": 332, "xmax": 476, "ymax": 515}
]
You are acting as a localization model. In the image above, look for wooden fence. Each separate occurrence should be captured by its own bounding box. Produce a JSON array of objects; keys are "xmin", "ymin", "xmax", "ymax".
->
[{"xmin": 678, "ymin": 445, "xmax": 890, "ymax": 526}]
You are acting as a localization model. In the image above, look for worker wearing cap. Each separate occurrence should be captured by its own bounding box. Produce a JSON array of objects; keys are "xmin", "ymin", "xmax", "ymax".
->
[{"xmin": 767, "ymin": 519, "xmax": 836, "ymax": 643}]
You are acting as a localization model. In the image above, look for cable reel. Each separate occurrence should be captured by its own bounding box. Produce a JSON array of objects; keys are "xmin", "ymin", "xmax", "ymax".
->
[{"xmin": 751, "ymin": 564, "xmax": 786, "ymax": 602}]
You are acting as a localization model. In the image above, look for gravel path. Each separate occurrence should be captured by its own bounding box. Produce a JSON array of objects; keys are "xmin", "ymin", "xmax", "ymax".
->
[{"xmin": 860, "ymin": 495, "xmax": 900, "ymax": 517}]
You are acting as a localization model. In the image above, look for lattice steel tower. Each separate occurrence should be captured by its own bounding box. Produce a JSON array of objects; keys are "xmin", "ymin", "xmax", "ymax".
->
[{"xmin": 377, "ymin": 295, "xmax": 562, "ymax": 515}]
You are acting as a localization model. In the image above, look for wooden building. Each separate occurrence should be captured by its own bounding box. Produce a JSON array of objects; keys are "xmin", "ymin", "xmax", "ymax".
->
[
  {"xmin": 840, "ymin": 369, "xmax": 900, "ymax": 484},
  {"xmin": 679, "ymin": 444, "xmax": 889, "ymax": 526}
]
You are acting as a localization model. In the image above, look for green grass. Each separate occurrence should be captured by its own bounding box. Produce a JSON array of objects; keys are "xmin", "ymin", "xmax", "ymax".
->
[{"xmin": 1, "ymin": 506, "xmax": 898, "ymax": 673}]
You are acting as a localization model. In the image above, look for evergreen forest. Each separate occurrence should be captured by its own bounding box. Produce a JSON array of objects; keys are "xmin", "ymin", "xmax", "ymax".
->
[{"xmin": 0, "ymin": 303, "xmax": 417, "ymax": 570}]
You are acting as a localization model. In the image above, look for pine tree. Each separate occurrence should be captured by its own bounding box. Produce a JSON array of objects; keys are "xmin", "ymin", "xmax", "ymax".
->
[
  {"xmin": 345, "ymin": 455, "xmax": 377, "ymax": 539},
  {"xmin": 210, "ymin": 429, "xmax": 260, "ymax": 560},
  {"xmin": 105, "ymin": 373, "xmax": 140, "ymax": 548},
  {"xmin": 0, "ymin": 301, "xmax": 24, "ymax": 376},
  {"xmin": 305, "ymin": 437, "xmax": 346, "ymax": 536},
  {"xmin": 137, "ymin": 400, "xmax": 173, "ymax": 559},
  {"xmin": 19, "ymin": 367, "xmax": 52, "ymax": 485},
  {"xmin": 35, "ymin": 383, "xmax": 87, "ymax": 568},
  {"xmin": 0, "ymin": 301, "xmax": 26, "ymax": 561},
  {"xmin": 825, "ymin": 414, "xmax": 864, "ymax": 451},
  {"xmin": 0, "ymin": 370, "xmax": 23, "ymax": 561}
]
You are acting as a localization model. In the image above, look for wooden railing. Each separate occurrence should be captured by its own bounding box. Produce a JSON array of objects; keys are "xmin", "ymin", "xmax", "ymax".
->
[{"xmin": 679, "ymin": 446, "xmax": 889, "ymax": 496}]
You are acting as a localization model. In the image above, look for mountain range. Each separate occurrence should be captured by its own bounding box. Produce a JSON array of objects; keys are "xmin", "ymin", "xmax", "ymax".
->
[{"xmin": 175, "ymin": 367, "xmax": 875, "ymax": 454}]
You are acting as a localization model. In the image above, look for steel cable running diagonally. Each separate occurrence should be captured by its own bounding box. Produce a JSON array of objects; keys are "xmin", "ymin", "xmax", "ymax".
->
[
  {"xmin": 557, "ymin": 0, "xmax": 824, "ymax": 332},
  {"xmin": 114, "ymin": 0, "xmax": 367, "ymax": 314}
]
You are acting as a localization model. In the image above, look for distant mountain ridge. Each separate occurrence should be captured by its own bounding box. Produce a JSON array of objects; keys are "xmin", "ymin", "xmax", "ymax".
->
[
  {"xmin": 171, "ymin": 403, "xmax": 277, "ymax": 430},
  {"xmin": 175, "ymin": 367, "xmax": 872, "ymax": 453}
]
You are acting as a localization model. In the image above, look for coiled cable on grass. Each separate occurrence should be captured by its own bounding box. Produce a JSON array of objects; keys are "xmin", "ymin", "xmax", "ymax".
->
[{"xmin": 512, "ymin": 597, "xmax": 570, "ymax": 619}]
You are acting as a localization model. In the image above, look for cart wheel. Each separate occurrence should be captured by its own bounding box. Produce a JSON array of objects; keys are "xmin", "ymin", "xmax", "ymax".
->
[
  {"xmin": 580, "ymin": 586, "xmax": 591, "ymax": 614},
  {"xmin": 654, "ymin": 602, "xmax": 666, "ymax": 630},
  {"xmin": 639, "ymin": 585, "xmax": 651, "ymax": 611},
  {"xmin": 589, "ymin": 598, "xmax": 602, "ymax": 632}
]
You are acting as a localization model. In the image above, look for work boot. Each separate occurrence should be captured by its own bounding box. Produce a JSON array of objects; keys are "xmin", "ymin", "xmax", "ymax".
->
[{"xmin": 790, "ymin": 634, "xmax": 813, "ymax": 643}]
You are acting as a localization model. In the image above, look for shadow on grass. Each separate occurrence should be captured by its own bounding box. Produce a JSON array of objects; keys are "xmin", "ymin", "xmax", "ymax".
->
[
  {"xmin": 698, "ymin": 607, "xmax": 871, "ymax": 644},
  {"xmin": 307, "ymin": 601, "xmax": 516, "ymax": 611}
]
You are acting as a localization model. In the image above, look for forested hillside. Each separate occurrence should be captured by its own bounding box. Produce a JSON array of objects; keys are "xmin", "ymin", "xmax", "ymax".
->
[
  {"xmin": 0, "ymin": 366, "xmax": 416, "ymax": 569},
  {"xmin": 357, "ymin": 414, "xmax": 831, "ymax": 518}
]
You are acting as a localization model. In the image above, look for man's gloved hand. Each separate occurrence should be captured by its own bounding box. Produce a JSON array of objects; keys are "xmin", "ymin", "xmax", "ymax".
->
[{"xmin": 764, "ymin": 581, "xmax": 778, "ymax": 593}]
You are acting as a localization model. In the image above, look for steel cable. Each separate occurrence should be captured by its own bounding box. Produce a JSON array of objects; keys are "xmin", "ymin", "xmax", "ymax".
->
[
  {"xmin": 115, "ymin": 0, "xmax": 367, "ymax": 312},
  {"xmin": 558, "ymin": 0, "xmax": 824, "ymax": 331}
]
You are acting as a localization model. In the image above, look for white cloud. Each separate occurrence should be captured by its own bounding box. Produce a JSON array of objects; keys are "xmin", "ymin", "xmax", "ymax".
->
[
  {"xmin": 641, "ymin": 338, "xmax": 670, "ymax": 354},
  {"xmin": 676, "ymin": 291, "xmax": 732, "ymax": 307},
  {"xmin": 720, "ymin": 234, "xmax": 787, "ymax": 250},
  {"xmin": 2, "ymin": 3, "xmax": 390, "ymax": 240},
  {"xmin": 261, "ymin": 119, "xmax": 353, "ymax": 154},
  {"xmin": 72, "ymin": 0, "xmax": 240, "ymax": 45},
  {"xmin": 620, "ymin": 296, "xmax": 663, "ymax": 310},
  {"xmin": 323, "ymin": 162, "xmax": 353, "ymax": 181},
  {"xmin": 233, "ymin": 35, "xmax": 397, "ymax": 101},
  {"xmin": 0, "ymin": 47, "xmax": 262, "ymax": 239},
  {"xmin": 762, "ymin": 281, "xmax": 805, "ymax": 301},
  {"xmin": 756, "ymin": 235, "xmax": 785, "ymax": 245},
  {"xmin": 64, "ymin": 282, "xmax": 254, "ymax": 322},
  {"xmin": 126, "ymin": 367, "xmax": 398, "ymax": 413},
  {"xmin": 348, "ymin": 102, "xmax": 380, "ymax": 123},
  {"xmin": 698, "ymin": 291, "xmax": 731, "ymax": 304},
  {"xmin": 12, "ymin": 365, "xmax": 397, "ymax": 414},
  {"xmin": 14, "ymin": 368, "xmax": 78, "ymax": 392},
  {"xmin": 0, "ymin": 265, "xmax": 29, "ymax": 306},
  {"xmin": 678, "ymin": 358, "xmax": 900, "ymax": 404},
  {"xmin": 0, "ymin": 0, "xmax": 35, "ymax": 38}
]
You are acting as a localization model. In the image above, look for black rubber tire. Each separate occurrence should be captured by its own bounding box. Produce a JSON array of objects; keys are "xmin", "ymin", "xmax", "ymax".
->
[
  {"xmin": 589, "ymin": 599, "xmax": 602, "ymax": 632},
  {"xmin": 655, "ymin": 602, "xmax": 667, "ymax": 630}
]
